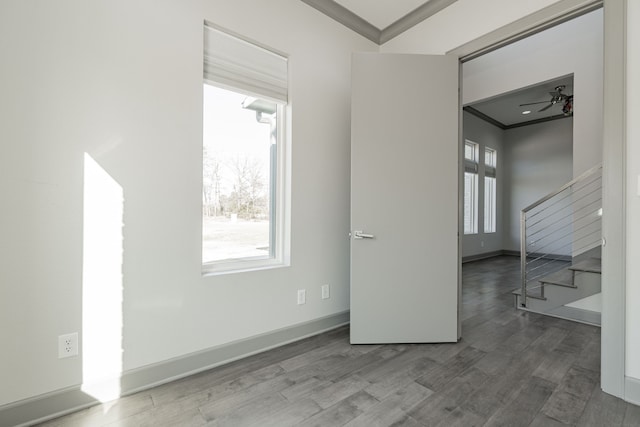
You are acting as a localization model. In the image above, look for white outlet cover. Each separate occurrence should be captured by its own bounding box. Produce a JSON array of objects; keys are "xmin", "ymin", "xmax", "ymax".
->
[
  {"xmin": 322, "ymin": 284, "xmax": 330, "ymax": 299},
  {"xmin": 58, "ymin": 332, "xmax": 79, "ymax": 358},
  {"xmin": 297, "ymin": 289, "xmax": 306, "ymax": 305}
]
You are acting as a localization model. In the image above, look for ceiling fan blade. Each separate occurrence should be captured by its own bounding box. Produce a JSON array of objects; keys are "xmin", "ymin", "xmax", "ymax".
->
[
  {"xmin": 538, "ymin": 103, "xmax": 554, "ymax": 112},
  {"xmin": 519, "ymin": 101, "xmax": 550, "ymax": 106}
]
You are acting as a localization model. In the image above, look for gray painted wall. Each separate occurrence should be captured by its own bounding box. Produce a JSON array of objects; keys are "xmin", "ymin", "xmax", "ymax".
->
[
  {"xmin": 462, "ymin": 113, "xmax": 573, "ymax": 258},
  {"xmin": 462, "ymin": 111, "xmax": 505, "ymax": 258},
  {"xmin": 503, "ymin": 118, "xmax": 573, "ymax": 252}
]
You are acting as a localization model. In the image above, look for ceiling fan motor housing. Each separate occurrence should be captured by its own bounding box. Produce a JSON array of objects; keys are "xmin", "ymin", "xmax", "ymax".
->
[{"xmin": 519, "ymin": 84, "xmax": 573, "ymax": 113}]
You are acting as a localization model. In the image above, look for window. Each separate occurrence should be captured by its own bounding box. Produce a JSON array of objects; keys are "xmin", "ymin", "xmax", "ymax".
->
[
  {"xmin": 484, "ymin": 147, "xmax": 497, "ymax": 233},
  {"xmin": 202, "ymin": 24, "xmax": 289, "ymax": 273},
  {"xmin": 464, "ymin": 140, "xmax": 479, "ymax": 235}
]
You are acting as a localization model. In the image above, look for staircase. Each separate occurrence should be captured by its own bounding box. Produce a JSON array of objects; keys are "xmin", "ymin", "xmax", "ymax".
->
[
  {"xmin": 513, "ymin": 256, "xmax": 601, "ymax": 325},
  {"xmin": 513, "ymin": 164, "xmax": 602, "ymax": 326}
]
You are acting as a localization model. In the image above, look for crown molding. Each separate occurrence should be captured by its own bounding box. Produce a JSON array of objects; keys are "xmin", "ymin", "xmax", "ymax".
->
[
  {"xmin": 300, "ymin": 0, "xmax": 380, "ymax": 43},
  {"xmin": 464, "ymin": 106, "xmax": 571, "ymax": 130},
  {"xmin": 380, "ymin": 0, "xmax": 458, "ymax": 44},
  {"xmin": 300, "ymin": 0, "xmax": 459, "ymax": 45}
]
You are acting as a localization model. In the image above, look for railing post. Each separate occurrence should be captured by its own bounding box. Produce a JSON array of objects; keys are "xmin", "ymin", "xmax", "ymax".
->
[{"xmin": 520, "ymin": 209, "xmax": 527, "ymax": 307}]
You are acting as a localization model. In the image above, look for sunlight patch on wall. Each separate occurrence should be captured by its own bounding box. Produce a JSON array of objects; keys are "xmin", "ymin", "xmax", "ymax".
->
[{"xmin": 81, "ymin": 153, "xmax": 124, "ymax": 403}]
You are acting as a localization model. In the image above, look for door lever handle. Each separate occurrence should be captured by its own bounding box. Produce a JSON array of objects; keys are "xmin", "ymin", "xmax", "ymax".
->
[{"xmin": 353, "ymin": 230, "xmax": 375, "ymax": 239}]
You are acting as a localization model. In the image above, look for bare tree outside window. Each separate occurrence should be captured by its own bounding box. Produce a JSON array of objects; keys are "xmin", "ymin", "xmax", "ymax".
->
[
  {"xmin": 202, "ymin": 84, "xmax": 275, "ymax": 263},
  {"xmin": 203, "ymin": 146, "xmax": 222, "ymax": 217}
]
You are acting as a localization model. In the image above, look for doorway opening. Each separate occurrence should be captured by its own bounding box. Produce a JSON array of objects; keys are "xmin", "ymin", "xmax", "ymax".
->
[{"xmin": 459, "ymin": 8, "xmax": 603, "ymax": 325}]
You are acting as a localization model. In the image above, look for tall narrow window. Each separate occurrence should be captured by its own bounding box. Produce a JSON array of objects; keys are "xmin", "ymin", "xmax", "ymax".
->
[
  {"xmin": 464, "ymin": 140, "xmax": 479, "ymax": 235},
  {"xmin": 484, "ymin": 147, "xmax": 497, "ymax": 233},
  {"xmin": 203, "ymin": 24, "xmax": 288, "ymax": 273}
]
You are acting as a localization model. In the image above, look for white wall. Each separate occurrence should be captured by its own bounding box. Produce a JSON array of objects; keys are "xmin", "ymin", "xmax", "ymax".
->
[
  {"xmin": 626, "ymin": 0, "xmax": 640, "ymax": 382},
  {"xmin": 0, "ymin": 0, "xmax": 376, "ymax": 406},
  {"xmin": 462, "ymin": 112, "xmax": 505, "ymax": 258},
  {"xmin": 462, "ymin": 9, "xmax": 603, "ymax": 177},
  {"xmin": 503, "ymin": 119, "xmax": 573, "ymax": 252}
]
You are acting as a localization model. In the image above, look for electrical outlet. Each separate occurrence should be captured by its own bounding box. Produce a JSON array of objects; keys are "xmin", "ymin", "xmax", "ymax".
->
[
  {"xmin": 297, "ymin": 289, "xmax": 306, "ymax": 305},
  {"xmin": 321, "ymin": 284, "xmax": 330, "ymax": 299},
  {"xmin": 58, "ymin": 333, "xmax": 79, "ymax": 358}
]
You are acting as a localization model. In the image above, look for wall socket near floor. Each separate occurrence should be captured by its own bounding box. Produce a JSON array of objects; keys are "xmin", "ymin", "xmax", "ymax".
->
[
  {"xmin": 321, "ymin": 284, "xmax": 330, "ymax": 299},
  {"xmin": 58, "ymin": 332, "xmax": 79, "ymax": 358},
  {"xmin": 297, "ymin": 289, "xmax": 306, "ymax": 305}
]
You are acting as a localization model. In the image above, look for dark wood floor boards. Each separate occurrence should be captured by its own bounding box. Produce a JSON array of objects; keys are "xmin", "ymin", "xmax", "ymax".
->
[
  {"xmin": 577, "ymin": 387, "xmax": 628, "ymax": 426},
  {"xmin": 295, "ymin": 391, "xmax": 378, "ymax": 427},
  {"xmin": 342, "ymin": 382, "xmax": 433, "ymax": 427},
  {"xmin": 484, "ymin": 376, "xmax": 556, "ymax": 427},
  {"xmin": 37, "ymin": 256, "xmax": 639, "ymax": 427},
  {"xmin": 625, "ymin": 403, "xmax": 640, "ymax": 426}
]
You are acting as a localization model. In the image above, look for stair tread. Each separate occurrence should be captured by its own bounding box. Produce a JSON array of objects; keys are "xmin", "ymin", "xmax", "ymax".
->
[
  {"xmin": 538, "ymin": 269, "xmax": 575, "ymax": 287},
  {"xmin": 512, "ymin": 288, "xmax": 547, "ymax": 300},
  {"xmin": 569, "ymin": 257, "xmax": 602, "ymax": 274}
]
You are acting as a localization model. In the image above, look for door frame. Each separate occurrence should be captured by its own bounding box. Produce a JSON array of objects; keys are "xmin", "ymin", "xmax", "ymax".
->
[{"xmin": 448, "ymin": 0, "xmax": 626, "ymax": 399}]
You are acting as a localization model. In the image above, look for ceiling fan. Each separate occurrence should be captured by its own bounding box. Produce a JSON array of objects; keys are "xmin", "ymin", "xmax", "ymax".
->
[{"xmin": 520, "ymin": 85, "xmax": 573, "ymax": 115}]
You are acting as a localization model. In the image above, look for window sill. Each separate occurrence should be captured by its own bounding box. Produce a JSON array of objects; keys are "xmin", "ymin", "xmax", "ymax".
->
[{"xmin": 202, "ymin": 257, "xmax": 289, "ymax": 277}]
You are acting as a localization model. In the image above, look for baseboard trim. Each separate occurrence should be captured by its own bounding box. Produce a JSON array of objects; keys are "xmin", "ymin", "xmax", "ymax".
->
[
  {"xmin": 121, "ymin": 311, "xmax": 350, "ymax": 394},
  {"xmin": 461, "ymin": 250, "xmax": 573, "ymax": 264},
  {"xmin": 0, "ymin": 311, "xmax": 350, "ymax": 427},
  {"xmin": 625, "ymin": 376, "xmax": 640, "ymax": 406},
  {"xmin": 462, "ymin": 250, "xmax": 505, "ymax": 263},
  {"xmin": 0, "ymin": 387, "xmax": 99, "ymax": 427},
  {"xmin": 462, "ymin": 249, "xmax": 522, "ymax": 263},
  {"xmin": 502, "ymin": 250, "xmax": 521, "ymax": 257}
]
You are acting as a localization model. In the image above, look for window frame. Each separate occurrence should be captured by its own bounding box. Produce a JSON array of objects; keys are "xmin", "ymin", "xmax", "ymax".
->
[
  {"xmin": 484, "ymin": 147, "xmax": 497, "ymax": 234},
  {"xmin": 201, "ymin": 26, "xmax": 290, "ymax": 276},
  {"xmin": 464, "ymin": 140, "xmax": 479, "ymax": 235}
]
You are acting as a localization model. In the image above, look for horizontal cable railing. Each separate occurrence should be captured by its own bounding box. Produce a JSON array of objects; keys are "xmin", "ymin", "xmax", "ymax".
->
[{"xmin": 520, "ymin": 164, "xmax": 602, "ymax": 306}]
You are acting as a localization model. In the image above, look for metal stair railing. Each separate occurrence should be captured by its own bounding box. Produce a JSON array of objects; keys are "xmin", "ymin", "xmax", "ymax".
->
[{"xmin": 520, "ymin": 164, "xmax": 602, "ymax": 307}]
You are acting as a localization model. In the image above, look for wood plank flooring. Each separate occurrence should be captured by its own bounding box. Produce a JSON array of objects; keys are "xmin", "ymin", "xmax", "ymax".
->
[{"xmin": 37, "ymin": 256, "xmax": 639, "ymax": 426}]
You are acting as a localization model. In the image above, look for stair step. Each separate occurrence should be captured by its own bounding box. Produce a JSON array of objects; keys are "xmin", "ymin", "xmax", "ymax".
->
[
  {"xmin": 569, "ymin": 258, "xmax": 601, "ymax": 274},
  {"xmin": 512, "ymin": 288, "xmax": 547, "ymax": 301},
  {"xmin": 539, "ymin": 269, "xmax": 575, "ymax": 288}
]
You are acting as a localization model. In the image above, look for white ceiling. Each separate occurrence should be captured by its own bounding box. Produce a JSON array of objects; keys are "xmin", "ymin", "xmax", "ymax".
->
[
  {"xmin": 333, "ymin": 0, "xmax": 433, "ymax": 30},
  {"xmin": 468, "ymin": 75, "xmax": 574, "ymax": 128}
]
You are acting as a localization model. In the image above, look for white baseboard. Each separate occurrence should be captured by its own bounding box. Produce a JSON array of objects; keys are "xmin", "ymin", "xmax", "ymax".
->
[
  {"xmin": 0, "ymin": 311, "xmax": 350, "ymax": 427},
  {"xmin": 626, "ymin": 375, "xmax": 640, "ymax": 406}
]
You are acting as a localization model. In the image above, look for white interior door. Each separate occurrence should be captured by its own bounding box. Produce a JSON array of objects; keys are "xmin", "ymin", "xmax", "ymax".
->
[{"xmin": 350, "ymin": 53, "xmax": 460, "ymax": 344}]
